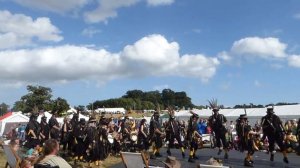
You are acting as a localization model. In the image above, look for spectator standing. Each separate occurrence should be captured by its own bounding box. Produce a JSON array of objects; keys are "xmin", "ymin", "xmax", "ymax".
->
[{"xmin": 197, "ymin": 118, "xmax": 207, "ymax": 135}]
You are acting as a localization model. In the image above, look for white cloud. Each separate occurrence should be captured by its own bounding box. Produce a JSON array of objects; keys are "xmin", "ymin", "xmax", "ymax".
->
[
  {"xmin": 254, "ymin": 80, "xmax": 262, "ymax": 87},
  {"xmin": 122, "ymin": 34, "xmax": 180, "ymax": 76},
  {"xmin": 293, "ymin": 13, "xmax": 300, "ymax": 19},
  {"xmin": 147, "ymin": 0, "xmax": 175, "ymax": 6},
  {"xmin": 12, "ymin": 0, "xmax": 175, "ymax": 23},
  {"xmin": 13, "ymin": 0, "xmax": 90, "ymax": 14},
  {"xmin": 287, "ymin": 55, "xmax": 300, "ymax": 68},
  {"xmin": 0, "ymin": 10, "xmax": 62, "ymax": 49},
  {"xmin": 82, "ymin": 27, "xmax": 101, "ymax": 37},
  {"xmin": 84, "ymin": 0, "xmax": 140, "ymax": 23},
  {"xmin": 217, "ymin": 51, "xmax": 232, "ymax": 62},
  {"xmin": 0, "ymin": 34, "xmax": 220, "ymax": 86},
  {"xmin": 177, "ymin": 54, "xmax": 219, "ymax": 82},
  {"xmin": 192, "ymin": 29, "xmax": 201, "ymax": 34},
  {"xmin": 231, "ymin": 37, "xmax": 287, "ymax": 59}
]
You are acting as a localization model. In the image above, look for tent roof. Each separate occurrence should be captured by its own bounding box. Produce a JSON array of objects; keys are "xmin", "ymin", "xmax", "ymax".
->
[
  {"xmin": 0, "ymin": 112, "xmax": 13, "ymax": 121},
  {"xmin": 175, "ymin": 104, "xmax": 300, "ymax": 117},
  {"xmin": 0, "ymin": 112, "xmax": 29, "ymax": 123}
]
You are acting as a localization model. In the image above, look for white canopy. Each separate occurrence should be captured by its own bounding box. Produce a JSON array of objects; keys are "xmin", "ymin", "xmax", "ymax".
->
[
  {"xmin": 68, "ymin": 113, "xmax": 89, "ymax": 121},
  {"xmin": 175, "ymin": 104, "xmax": 300, "ymax": 118},
  {"xmin": 0, "ymin": 112, "xmax": 29, "ymax": 136},
  {"xmin": 94, "ymin": 108, "xmax": 126, "ymax": 114},
  {"xmin": 37, "ymin": 111, "xmax": 89, "ymax": 125},
  {"xmin": 175, "ymin": 104, "xmax": 300, "ymax": 125}
]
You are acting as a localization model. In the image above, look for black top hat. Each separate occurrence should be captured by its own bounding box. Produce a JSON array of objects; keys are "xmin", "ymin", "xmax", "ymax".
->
[
  {"xmin": 239, "ymin": 114, "xmax": 247, "ymax": 119},
  {"xmin": 192, "ymin": 113, "xmax": 199, "ymax": 118},
  {"xmin": 89, "ymin": 115, "xmax": 97, "ymax": 123},
  {"xmin": 266, "ymin": 106, "xmax": 274, "ymax": 113},
  {"xmin": 80, "ymin": 118, "xmax": 86, "ymax": 124}
]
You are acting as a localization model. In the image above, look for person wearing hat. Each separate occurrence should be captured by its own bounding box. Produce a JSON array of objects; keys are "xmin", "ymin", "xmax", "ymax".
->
[
  {"xmin": 165, "ymin": 108, "xmax": 185, "ymax": 158},
  {"xmin": 48, "ymin": 110, "xmax": 60, "ymax": 140},
  {"xmin": 261, "ymin": 105, "xmax": 289, "ymax": 163},
  {"xmin": 39, "ymin": 115, "xmax": 50, "ymax": 145},
  {"xmin": 73, "ymin": 118, "xmax": 87, "ymax": 163},
  {"xmin": 207, "ymin": 100, "xmax": 229, "ymax": 159},
  {"xmin": 25, "ymin": 112, "xmax": 41, "ymax": 149},
  {"xmin": 69, "ymin": 113, "xmax": 79, "ymax": 154},
  {"xmin": 98, "ymin": 117, "xmax": 109, "ymax": 165},
  {"xmin": 187, "ymin": 111, "xmax": 201, "ymax": 162},
  {"xmin": 236, "ymin": 114, "xmax": 259, "ymax": 167},
  {"xmin": 162, "ymin": 156, "xmax": 181, "ymax": 168},
  {"xmin": 61, "ymin": 117, "xmax": 72, "ymax": 154},
  {"xmin": 120, "ymin": 115, "xmax": 131, "ymax": 144},
  {"xmin": 150, "ymin": 111, "xmax": 165, "ymax": 159},
  {"xmin": 85, "ymin": 115, "xmax": 100, "ymax": 166}
]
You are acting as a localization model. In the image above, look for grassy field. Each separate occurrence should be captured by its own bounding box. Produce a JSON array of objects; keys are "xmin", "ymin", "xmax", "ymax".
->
[{"xmin": 0, "ymin": 147, "xmax": 122, "ymax": 168}]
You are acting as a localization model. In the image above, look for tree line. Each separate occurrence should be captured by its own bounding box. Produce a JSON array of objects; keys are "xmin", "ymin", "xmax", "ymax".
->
[
  {"xmin": 12, "ymin": 85, "xmax": 69, "ymax": 116},
  {"xmin": 87, "ymin": 89, "xmax": 194, "ymax": 111},
  {"xmin": 0, "ymin": 85, "xmax": 298, "ymax": 116}
]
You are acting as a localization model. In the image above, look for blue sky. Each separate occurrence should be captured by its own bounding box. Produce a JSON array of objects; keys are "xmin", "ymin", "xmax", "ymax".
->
[{"xmin": 1, "ymin": 0, "xmax": 300, "ymax": 108}]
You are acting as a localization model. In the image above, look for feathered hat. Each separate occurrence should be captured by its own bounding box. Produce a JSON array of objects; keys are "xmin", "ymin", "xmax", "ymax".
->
[{"xmin": 208, "ymin": 98, "xmax": 219, "ymax": 112}]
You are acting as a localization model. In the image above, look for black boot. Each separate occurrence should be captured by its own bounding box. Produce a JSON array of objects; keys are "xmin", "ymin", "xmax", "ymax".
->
[
  {"xmin": 217, "ymin": 149, "xmax": 222, "ymax": 155},
  {"xmin": 224, "ymin": 152, "xmax": 228, "ymax": 159},
  {"xmin": 167, "ymin": 150, "xmax": 171, "ymax": 156},
  {"xmin": 182, "ymin": 152, "xmax": 185, "ymax": 158},
  {"xmin": 244, "ymin": 159, "xmax": 253, "ymax": 167},
  {"xmin": 270, "ymin": 154, "xmax": 274, "ymax": 161},
  {"xmin": 155, "ymin": 152, "xmax": 162, "ymax": 157},
  {"xmin": 150, "ymin": 154, "xmax": 156, "ymax": 159},
  {"xmin": 283, "ymin": 157, "xmax": 289, "ymax": 164},
  {"xmin": 188, "ymin": 157, "xmax": 195, "ymax": 163}
]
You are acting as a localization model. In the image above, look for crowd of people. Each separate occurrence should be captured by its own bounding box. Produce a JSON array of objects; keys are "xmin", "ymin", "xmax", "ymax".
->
[{"xmin": 4, "ymin": 104, "xmax": 300, "ymax": 168}]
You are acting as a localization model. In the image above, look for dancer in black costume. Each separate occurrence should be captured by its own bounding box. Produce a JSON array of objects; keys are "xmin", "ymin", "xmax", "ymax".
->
[{"xmin": 261, "ymin": 106, "xmax": 289, "ymax": 163}]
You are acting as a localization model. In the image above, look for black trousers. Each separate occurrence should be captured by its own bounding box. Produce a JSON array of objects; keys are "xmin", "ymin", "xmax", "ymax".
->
[
  {"xmin": 168, "ymin": 133, "xmax": 183, "ymax": 149},
  {"xmin": 154, "ymin": 135, "xmax": 163, "ymax": 148},
  {"xmin": 266, "ymin": 132, "xmax": 285, "ymax": 152},
  {"xmin": 215, "ymin": 131, "xmax": 228, "ymax": 148}
]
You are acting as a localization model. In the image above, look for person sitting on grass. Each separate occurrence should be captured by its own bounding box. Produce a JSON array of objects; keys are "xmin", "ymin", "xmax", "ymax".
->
[{"xmin": 35, "ymin": 139, "xmax": 72, "ymax": 168}]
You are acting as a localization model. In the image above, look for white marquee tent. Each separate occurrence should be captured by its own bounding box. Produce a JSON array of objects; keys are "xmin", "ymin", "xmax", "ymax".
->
[
  {"xmin": 175, "ymin": 104, "xmax": 300, "ymax": 125},
  {"xmin": 38, "ymin": 112, "xmax": 89, "ymax": 125},
  {"xmin": 0, "ymin": 112, "xmax": 29, "ymax": 136},
  {"xmin": 94, "ymin": 108, "xmax": 126, "ymax": 114}
]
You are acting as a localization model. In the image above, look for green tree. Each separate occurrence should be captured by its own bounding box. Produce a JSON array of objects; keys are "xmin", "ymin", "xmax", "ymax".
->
[
  {"xmin": 162, "ymin": 89, "xmax": 176, "ymax": 107},
  {"xmin": 143, "ymin": 91, "xmax": 162, "ymax": 103},
  {"xmin": 75, "ymin": 105, "xmax": 86, "ymax": 112},
  {"xmin": 123, "ymin": 90, "xmax": 144, "ymax": 99},
  {"xmin": 0, "ymin": 103, "xmax": 9, "ymax": 115},
  {"xmin": 13, "ymin": 85, "xmax": 52, "ymax": 113},
  {"xmin": 175, "ymin": 92, "xmax": 193, "ymax": 109},
  {"xmin": 51, "ymin": 97, "xmax": 69, "ymax": 116},
  {"xmin": 13, "ymin": 101, "xmax": 26, "ymax": 112}
]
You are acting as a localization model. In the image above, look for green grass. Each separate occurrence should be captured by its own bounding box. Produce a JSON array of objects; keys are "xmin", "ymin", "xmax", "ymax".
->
[{"xmin": 0, "ymin": 147, "xmax": 122, "ymax": 168}]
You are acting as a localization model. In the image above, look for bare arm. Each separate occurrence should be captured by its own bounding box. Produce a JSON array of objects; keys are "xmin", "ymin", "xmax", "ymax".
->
[{"xmin": 140, "ymin": 125, "xmax": 147, "ymax": 137}]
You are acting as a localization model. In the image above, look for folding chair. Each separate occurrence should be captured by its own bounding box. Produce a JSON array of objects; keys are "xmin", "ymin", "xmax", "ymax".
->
[
  {"xmin": 3, "ymin": 144, "xmax": 21, "ymax": 168},
  {"xmin": 121, "ymin": 152, "xmax": 149, "ymax": 168},
  {"xmin": 198, "ymin": 164, "xmax": 230, "ymax": 168}
]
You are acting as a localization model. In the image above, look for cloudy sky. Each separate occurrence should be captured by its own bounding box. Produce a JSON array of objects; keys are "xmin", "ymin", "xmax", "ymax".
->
[{"xmin": 1, "ymin": 0, "xmax": 300, "ymax": 107}]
